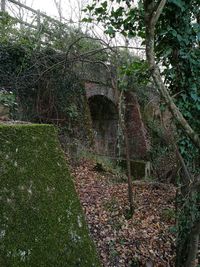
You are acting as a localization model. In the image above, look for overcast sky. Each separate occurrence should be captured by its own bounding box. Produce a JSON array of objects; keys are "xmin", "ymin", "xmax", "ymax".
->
[
  {"xmin": 30, "ymin": 0, "xmax": 59, "ymax": 17},
  {"xmin": 27, "ymin": 0, "xmax": 72, "ymax": 18},
  {"xmin": 6, "ymin": 0, "xmax": 90, "ymax": 21},
  {"xmin": 5, "ymin": 0, "xmax": 144, "ymax": 56}
]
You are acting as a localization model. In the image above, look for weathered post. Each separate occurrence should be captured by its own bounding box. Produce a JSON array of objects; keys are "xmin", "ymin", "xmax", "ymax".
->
[
  {"xmin": 37, "ymin": 9, "xmax": 41, "ymax": 32},
  {"xmin": 1, "ymin": 0, "xmax": 6, "ymax": 12},
  {"xmin": 36, "ymin": 9, "xmax": 41, "ymax": 49}
]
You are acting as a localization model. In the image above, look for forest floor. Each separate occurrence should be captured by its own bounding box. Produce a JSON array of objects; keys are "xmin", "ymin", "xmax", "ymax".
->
[{"xmin": 72, "ymin": 159, "xmax": 176, "ymax": 267}]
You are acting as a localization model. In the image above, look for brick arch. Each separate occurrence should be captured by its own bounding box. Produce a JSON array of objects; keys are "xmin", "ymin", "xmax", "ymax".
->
[
  {"xmin": 85, "ymin": 81, "xmax": 150, "ymax": 164},
  {"xmin": 87, "ymin": 92, "xmax": 118, "ymax": 157},
  {"xmin": 85, "ymin": 82, "xmax": 118, "ymax": 105}
]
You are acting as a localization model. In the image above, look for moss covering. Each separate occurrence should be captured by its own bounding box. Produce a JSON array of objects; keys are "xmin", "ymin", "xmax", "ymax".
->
[
  {"xmin": 118, "ymin": 159, "xmax": 150, "ymax": 179},
  {"xmin": 0, "ymin": 124, "xmax": 101, "ymax": 267}
]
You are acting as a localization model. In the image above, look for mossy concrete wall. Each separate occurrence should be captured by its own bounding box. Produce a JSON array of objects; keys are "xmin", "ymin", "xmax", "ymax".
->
[
  {"xmin": 0, "ymin": 105, "xmax": 9, "ymax": 120},
  {"xmin": 0, "ymin": 124, "xmax": 101, "ymax": 267}
]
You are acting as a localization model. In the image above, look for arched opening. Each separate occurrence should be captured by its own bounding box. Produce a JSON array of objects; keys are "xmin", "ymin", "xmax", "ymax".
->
[{"xmin": 88, "ymin": 95, "xmax": 118, "ymax": 157}]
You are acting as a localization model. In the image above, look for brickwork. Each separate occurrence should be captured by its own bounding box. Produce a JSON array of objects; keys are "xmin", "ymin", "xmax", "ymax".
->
[
  {"xmin": 85, "ymin": 82, "xmax": 118, "ymax": 105},
  {"xmin": 85, "ymin": 82, "xmax": 150, "ymax": 160},
  {"xmin": 125, "ymin": 92, "xmax": 150, "ymax": 159}
]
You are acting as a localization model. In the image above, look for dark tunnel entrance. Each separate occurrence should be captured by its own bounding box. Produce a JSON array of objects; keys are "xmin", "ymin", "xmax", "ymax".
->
[{"xmin": 88, "ymin": 95, "xmax": 119, "ymax": 157}]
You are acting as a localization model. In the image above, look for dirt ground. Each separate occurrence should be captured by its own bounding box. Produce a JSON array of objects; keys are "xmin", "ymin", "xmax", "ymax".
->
[{"xmin": 72, "ymin": 159, "xmax": 176, "ymax": 267}]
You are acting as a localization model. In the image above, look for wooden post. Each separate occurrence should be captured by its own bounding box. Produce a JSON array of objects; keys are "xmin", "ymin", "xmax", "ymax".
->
[
  {"xmin": 36, "ymin": 9, "xmax": 41, "ymax": 49},
  {"xmin": 1, "ymin": 0, "xmax": 6, "ymax": 11},
  {"xmin": 37, "ymin": 9, "xmax": 41, "ymax": 32}
]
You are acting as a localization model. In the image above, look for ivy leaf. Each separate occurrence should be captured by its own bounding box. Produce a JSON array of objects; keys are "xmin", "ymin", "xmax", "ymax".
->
[
  {"xmin": 86, "ymin": 3, "xmax": 96, "ymax": 12},
  {"xmin": 101, "ymin": 1, "xmax": 108, "ymax": 9},
  {"xmin": 177, "ymin": 34, "xmax": 183, "ymax": 42},
  {"xmin": 196, "ymin": 103, "xmax": 200, "ymax": 111},
  {"xmin": 105, "ymin": 26, "xmax": 116, "ymax": 37},
  {"xmin": 168, "ymin": 0, "xmax": 186, "ymax": 11},
  {"xmin": 197, "ymin": 32, "xmax": 200, "ymax": 42},
  {"xmin": 190, "ymin": 92, "xmax": 198, "ymax": 101},
  {"xmin": 170, "ymin": 29, "xmax": 177, "ymax": 37},
  {"xmin": 82, "ymin": 17, "xmax": 93, "ymax": 23},
  {"xmin": 163, "ymin": 47, "xmax": 173, "ymax": 57},
  {"xmin": 95, "ymin": 7, "xmax": 105, "ymax": 14}
]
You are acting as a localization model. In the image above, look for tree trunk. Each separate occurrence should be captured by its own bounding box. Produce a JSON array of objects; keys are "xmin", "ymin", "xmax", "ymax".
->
[
  {"xmin": 106, "ymin": 62, "xmax": 135, "ymax": 216},
  {"xmin": 119, "ymin": 97, "xmax": 134, "ymax": 215},
  {"xmin": 143, "ymin": 1, "xmax": 200, "ymax": 265},
  {"xmin": 143, "ymin": 0, "xmax": 200, "ymax": 149},
  {"xmin": 1, "ymin": 0, "xmax": 5, "ymax": 12},
  {"xmin": 184, "ymin": 220, "xmax": 200, "ymax": 267}
]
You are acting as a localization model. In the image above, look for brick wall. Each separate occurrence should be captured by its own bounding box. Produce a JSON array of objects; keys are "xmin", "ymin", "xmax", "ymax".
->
[
  {"xmin": 125, "ymin": 92, "xmax": 150, "ymax": 159},
  {"xmin": 85, "ymin": 82, "xmax": 150, "ymax": 160}
]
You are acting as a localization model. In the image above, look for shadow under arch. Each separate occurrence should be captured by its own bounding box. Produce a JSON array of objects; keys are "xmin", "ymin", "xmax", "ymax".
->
[{"xmin": 88, "ymin": 95, "xmax": 119, "ymax": 157}]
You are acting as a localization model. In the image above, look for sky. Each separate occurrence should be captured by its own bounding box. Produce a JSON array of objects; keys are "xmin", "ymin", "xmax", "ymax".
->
[
  {"xmin": 6, "ymin": 0, "xmax": 94, "ymax": 33},
  {"xmin": 5, "ymin": 0, "xmax": 144, "ymax": 56},
  {"xmin": 32, "ymin": 1, "xmax": 58, "ymax": 17},
  {"xmin": 5, "ymin": 0, "xmax": 117, "ymax": 42},
  {"xmin": 6, "ymin": 0, "xmax": 90, "ymax": 22},
  {"xmin": 27, "ymin": 0, "xmax": 71, "ymax": 18}
]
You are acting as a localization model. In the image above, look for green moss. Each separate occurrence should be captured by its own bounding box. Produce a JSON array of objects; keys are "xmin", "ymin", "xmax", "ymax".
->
[
  {"xmin": 0, "ymin": 124, "xmax": 101, "ymax": 267},
  {"xmin": 118, "ymin": 159, "xmax": 150, "ymax": 179}
]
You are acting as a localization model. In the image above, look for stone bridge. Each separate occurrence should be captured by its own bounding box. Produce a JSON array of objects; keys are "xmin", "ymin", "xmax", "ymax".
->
[
  {"xmin": 85, "ymin": 81, "xmax": 150, "ymax": 173},
  {"xmin": 82, "ymin": 63, "xmax": 150, "ymax": 178},
  {"xmin": 85, "ymin": 82, "xmax": 118, "ymax": 105}
]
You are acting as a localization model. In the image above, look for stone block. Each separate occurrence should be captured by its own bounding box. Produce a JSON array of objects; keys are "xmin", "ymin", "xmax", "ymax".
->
[{"xmin": 0, "ymin": 104, "xmax": 9, "ymax": 120}]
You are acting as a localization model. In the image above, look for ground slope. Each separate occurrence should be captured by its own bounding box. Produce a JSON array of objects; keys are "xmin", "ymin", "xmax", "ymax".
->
[
  {"xmin": 0, "ymin": 124, "xmax": 101, "ymax": 267},
  {"xmin": 73, "ymin": 159, "xmax": 176, "ymax": 267}
]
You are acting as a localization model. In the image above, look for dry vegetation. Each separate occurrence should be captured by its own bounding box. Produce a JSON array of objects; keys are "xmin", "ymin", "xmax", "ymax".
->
[{"xmin": 73, "ymin": 159, "xmax": 176, "ymax": 267}]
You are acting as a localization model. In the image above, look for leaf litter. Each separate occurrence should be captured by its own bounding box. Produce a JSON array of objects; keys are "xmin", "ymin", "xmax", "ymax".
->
[{"xmin": 72, "ymin": 159, "xmax": 176, "ymax": 267}]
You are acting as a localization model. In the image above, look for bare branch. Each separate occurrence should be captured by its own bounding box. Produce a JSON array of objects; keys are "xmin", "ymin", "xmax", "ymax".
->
[{"xmin": 151, "ymin": 0, "xmax": 167, "ymax": 26}]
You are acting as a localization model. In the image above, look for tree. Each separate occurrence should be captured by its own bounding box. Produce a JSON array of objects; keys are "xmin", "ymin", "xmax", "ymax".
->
[{"xmin": 84, "ymin": 0, "xmax": 200, "ymax": 266}]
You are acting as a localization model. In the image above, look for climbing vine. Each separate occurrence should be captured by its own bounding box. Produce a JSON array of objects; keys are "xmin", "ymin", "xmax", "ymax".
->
[
  {"xmin": 84, "ymin": 0, "xmax": 200, "ymax": 265},
  {"xmin": 156, "ymin": 1, "xmax": 200, "ymax": 266},
  {"xmin": 0, "ymin": 43, "xmax": 91, "ymax": 141},
  {"xmin": 0, "ymin": 12, "xmax": 109, "ymax": 148},
  {"xmin": 156, "ymin": 0, "xmax": 200, "ymax": 171}
]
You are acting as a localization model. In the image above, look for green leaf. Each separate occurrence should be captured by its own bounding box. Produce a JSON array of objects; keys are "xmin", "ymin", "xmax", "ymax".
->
[
  {"xmin": 168, "ymin": 0, "xmax": 186, "ymax": 11},
  {"xmin": 86, "ymin": 3, "xmax": 96, "ymax": 12},
  {"xmin": 82, "ymin": 17, "xmax": 93, "ymax": 23},
  {"xmin": 95, "ymin": 7, "xmax": 105, "ymax": 14},
  {"xmin": 105, "ymin": 26, "xmax": 116, "ymax": 36},
  {"xmin": 177, "ymin": 34, "xmax": 183, "ymax": 42},
  {"xmin": 163, "ymin": 47, "xmax": 173, "ymax": 57},
  {"xmin": 190, "ymin": 92, "xmax": 198, "ymax": 101},
  {"xmin": 101, "ymin": 1, "xmax": 108, "ymax": 9},
  {"xmin": 171, "ymin": 29, "xmax": 177, "ymax": 37}
]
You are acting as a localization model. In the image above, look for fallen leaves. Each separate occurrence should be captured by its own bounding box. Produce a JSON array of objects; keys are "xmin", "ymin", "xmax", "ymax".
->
[{"xmin": 72, "ymin": 159, "xmax": 176, "ymax": 267}]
